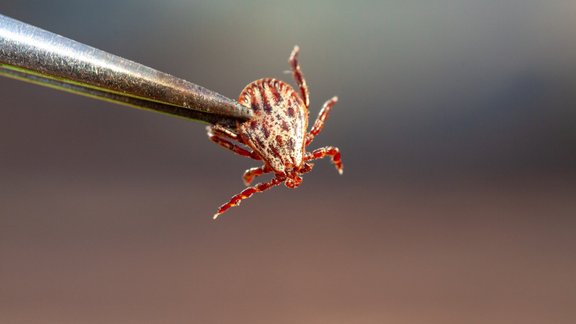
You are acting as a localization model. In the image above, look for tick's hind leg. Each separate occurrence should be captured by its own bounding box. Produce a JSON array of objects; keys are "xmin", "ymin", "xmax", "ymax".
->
[
  {"xmin": 213, "ymin": 176, "xmax": 285, "ymax": 219},
  {"xmin": 207, "ymin": 125, "xmax": 260, "ymax": 160},
  {"xmin": 306, "ymin": 96, "xmax": 338, "ymax": 145},
  {"xmin": 243, "ymin": 165, "xmax": 273, "ymax": 186},
  {"xmin": 305, "ymin": 146, "xmax": 343, "ymax": 175},
  {"xmin": 289, "ymin": 46, "xmax": 310, "ymax": 108}
]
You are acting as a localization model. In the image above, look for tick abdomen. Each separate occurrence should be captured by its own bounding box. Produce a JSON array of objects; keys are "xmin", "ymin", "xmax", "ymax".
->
[{"xmin": 238, "ymin": 78, "xmax": 308, "ymax": 173}]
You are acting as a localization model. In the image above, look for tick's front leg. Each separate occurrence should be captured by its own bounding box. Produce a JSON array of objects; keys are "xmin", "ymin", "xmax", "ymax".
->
[
  {"xmin": 306, "ymin": 96, "xmax": 338, "ymax": 146},
  {"xmin": 305, "ymin": 146, "xmax": 343, "ymax": 175},
  {"xmin": 213, "ymin": 176, "xmax": 285, "ymax": 219},
  {"xmin": 243, "ymin": 165, "xmax": 273, "ymax": 186},
  {"xmin": 207, "ymin": 125, "xmax": 261, "ymax": 160}
]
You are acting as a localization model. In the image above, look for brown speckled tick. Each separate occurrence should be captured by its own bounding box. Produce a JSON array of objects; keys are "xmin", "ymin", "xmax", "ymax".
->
[{"xmin": 207, "ymin": 46, "xmax": 343, "ymax": 219}]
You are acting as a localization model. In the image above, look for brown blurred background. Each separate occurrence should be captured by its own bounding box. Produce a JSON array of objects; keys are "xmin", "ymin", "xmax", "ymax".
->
[{"xmin": 1, "ymin": 1, "xmax": 575, "ymax": 323}]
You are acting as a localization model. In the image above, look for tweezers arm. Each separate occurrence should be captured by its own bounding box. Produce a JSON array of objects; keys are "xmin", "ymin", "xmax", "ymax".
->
[{"xmin": 0, "ymin": 14, "xmax": 252, "ymax": 125}]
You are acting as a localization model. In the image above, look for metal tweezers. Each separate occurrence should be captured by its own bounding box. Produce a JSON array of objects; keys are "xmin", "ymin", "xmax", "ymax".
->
[{"xmin": 0, "ymin": 14, "xmax": 252, "ymax": 128}]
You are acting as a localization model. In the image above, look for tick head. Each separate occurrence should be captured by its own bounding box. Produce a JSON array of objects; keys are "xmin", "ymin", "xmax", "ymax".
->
[{"xmin": 284, "ymin": 169, "xmax": 303, "ymax": 189}]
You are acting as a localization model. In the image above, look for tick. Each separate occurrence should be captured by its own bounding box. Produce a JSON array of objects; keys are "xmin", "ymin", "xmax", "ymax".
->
[{"xmin": 207, "ymin": 46, "xmax": 343, "ymax": 219}]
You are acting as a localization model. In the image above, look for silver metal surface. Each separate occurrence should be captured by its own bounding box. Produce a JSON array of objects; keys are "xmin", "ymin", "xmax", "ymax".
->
[{"xmin": 0, "ymin": 14, "xmax": 252, "ymax": 126}]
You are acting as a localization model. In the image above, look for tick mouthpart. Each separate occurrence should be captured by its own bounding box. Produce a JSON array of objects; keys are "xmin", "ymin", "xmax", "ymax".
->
[{"xmin": 284, "ymin": 172, "xmax": 302, "ymax": 189}]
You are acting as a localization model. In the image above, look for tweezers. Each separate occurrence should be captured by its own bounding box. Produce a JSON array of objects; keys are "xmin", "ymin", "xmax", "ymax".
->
[{"xmin": 0, "ymin": 14, "xmax": 252, "ymax": 128}]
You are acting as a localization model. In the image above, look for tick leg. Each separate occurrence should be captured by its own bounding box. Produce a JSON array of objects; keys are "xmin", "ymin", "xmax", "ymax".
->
[
  {"xmin": 306, "ymin": 96, "xmax": 338, "ymax": 146},
  {"xmin": 289, "ymin": 46, "xmax": 310, "ymax": 108},
  {"xmin": 300, "ymin": 162, "xmax": 314, "ymax": 174},
  {"xmin": 209, "ymin": 124, "xmax": 240, "ymax": 139},
  {"xmin": 207, "ymin": 125, "xmax": 260, "ymax": 160},
  {"xmin": 243, "ymin": 165, "xmax": 273, "ymax": 186},
  {"xmin": 305, "ymin": 146, "xmax": 343, "ymax": 175},
  {"xmin": 213, "ymin": 176, "xmax": 285, "ymax": 219}
]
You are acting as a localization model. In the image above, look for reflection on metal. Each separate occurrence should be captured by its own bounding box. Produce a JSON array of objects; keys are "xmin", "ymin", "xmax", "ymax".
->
[{"xmin": 0, "ymin": 14, "xmax": 252, "ymax": 127}]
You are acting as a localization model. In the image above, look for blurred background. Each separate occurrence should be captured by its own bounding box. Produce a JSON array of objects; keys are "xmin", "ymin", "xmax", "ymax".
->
[{"xmin": 1, "ymin": 1, "xmax": 575, "ymax": 323}]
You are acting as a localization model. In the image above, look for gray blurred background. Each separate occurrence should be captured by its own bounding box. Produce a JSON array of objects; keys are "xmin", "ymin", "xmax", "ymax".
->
[{"xmin": 1, "ymin": 1, "xmax": 575, "ymax": 323}]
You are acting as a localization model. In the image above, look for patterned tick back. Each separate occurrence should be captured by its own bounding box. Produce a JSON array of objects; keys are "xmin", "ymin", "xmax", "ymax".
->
[{"xmin": 238, "ymin": 78, "xmax": 308, "ymax": 173}]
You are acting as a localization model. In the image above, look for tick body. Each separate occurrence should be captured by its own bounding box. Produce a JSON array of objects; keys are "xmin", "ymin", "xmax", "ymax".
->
[{"xmin": 207, "ymin": 46, "xmax": 342, "ymax": 219}]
